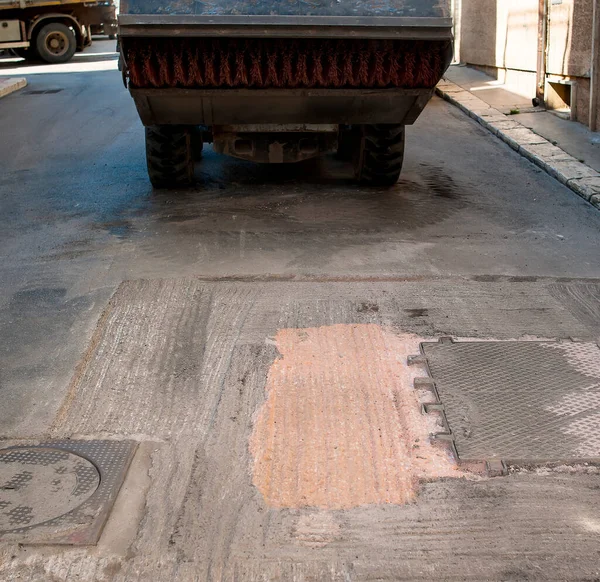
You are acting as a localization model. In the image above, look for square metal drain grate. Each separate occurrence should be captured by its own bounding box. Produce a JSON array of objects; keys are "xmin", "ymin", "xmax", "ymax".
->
[
  {"xmin": 420, "ymin": 339, "xmax": 600, "ymax": 464},
  {"xmin": 0, "ymin": 440, "xmax": 136, "ymax": 545}
]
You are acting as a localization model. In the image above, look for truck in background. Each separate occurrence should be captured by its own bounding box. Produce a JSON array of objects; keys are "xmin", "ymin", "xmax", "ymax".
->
[{"xmin": 0, "ymin": 0, "xmax": 117, "ymax": 63}]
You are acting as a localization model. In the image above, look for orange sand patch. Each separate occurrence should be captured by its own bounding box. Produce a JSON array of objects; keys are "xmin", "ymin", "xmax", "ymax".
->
[{"xmin": 250, "ymin": 324, "xmax": 462, "ymax": 510}]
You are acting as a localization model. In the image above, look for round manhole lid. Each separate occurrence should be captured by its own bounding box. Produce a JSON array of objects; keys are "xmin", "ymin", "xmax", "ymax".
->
[{"xmin": 0, "ymin": 447, "xmax": 100, "ymax": 532}]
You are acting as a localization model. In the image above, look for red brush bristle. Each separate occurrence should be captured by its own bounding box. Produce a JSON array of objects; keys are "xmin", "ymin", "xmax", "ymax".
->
[
  {"xmin": 203, "ymin": 45, "xmax": 217, "ymax": 86},
  {"xmin": 312, "ymin": 46, "xmax": 325, "ymax": 86},
  {"xmin": 142, "ymin": 47, "xmax": 161, "ymax": 87},
  {"xmin": 326, "ymin": 44, "xmax": 341, "ymax": 87},
  {"xmin": 219, "ymin": 43, "xmax": 233, "ymax": 87},
  {"xmin": 157, "ymin": 43, "xmax": 172, "ymax": 87},
  {"xmin": 357, "ymin": 49, "xmax": 369, "ymax": 86},
  {"xmin": 417, "ymin": 42, "xmax": 438, "ymax": 87},
  {"xmin": 403, "ymin": 50, "xmax": 416, "ymax": 87},
  {"xmin": 281, "ymin": 42, "xmax": 295, "ymax": 88},
  {"xmin": 127, "ymin": 38, "xmax": 446, "ymax": 90},
  {"xmin": 127, "ymin": 49, "xmax": 144, "ymax": 87},
  {"xmin": 340, "ymin": 43, "xmax": 356, "ymax": 87},
  {"xmin": 388, "ymin": 51, "xmax": 400, "ymax": 86},
  {"xmin": 249, "ymin": 42, "xmax": 264, "ymax": 87},
  {"xmin": 173, "ymin": 46, "xmax": 187, "ymax": 86},
  {"xmin": 187, "ymin": 45, "xmax": 203, "ymax": 86},
  {"xmin": 233, "ymin": 43, "xmax": 249, "ymax": 86},
  {"xmin": 380, "ymin": 41, "xmax": 393, "ymax": 86},
  {"xmin": 265, "ymin": 48, "xmax": 279, "ymax": 87},
  {"xmin": 413, "ymin": 43, "xmax": 426, "ymax": 86},
  {"xmin": 367, "ymin": 41, "xmax": 384, "ymax": 87},
  {"xmin": 296, "ymin": 50, "xmax": 310, "ymax": 87}
]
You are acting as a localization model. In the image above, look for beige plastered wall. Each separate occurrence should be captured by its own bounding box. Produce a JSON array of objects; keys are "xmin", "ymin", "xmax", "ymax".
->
[{"xmin": 457, "ymin": 0, "xmax": 599, "ymax": 128}]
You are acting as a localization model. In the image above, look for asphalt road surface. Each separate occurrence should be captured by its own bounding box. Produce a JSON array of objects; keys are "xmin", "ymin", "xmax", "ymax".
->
[{"xmin": 0, "ymin": 41, "xmax": 599, "ymax": 581}]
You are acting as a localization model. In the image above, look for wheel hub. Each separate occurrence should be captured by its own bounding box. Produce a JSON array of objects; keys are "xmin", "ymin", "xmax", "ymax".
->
[{"xmin": 46, "ymin": 31, "xmax": 68, "ymax": 56}]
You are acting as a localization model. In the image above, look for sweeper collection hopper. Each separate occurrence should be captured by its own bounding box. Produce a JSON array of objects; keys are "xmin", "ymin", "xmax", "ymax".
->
[{"xmin": 118, "ymin": 1, "xmax": 453, "ymax": 188}]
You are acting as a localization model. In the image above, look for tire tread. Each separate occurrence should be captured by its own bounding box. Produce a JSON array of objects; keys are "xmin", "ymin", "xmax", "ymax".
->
[
  {"xmin": 146, "ymin": 125, "xmax": 194, "ymax": 188},
  {"xmin": 356, "ymin": 124, "xmax": 405, "ymax": 187}
]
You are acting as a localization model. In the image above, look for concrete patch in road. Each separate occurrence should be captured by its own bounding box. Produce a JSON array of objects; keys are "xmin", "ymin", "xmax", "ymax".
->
[
  {"xmin": 0, "ymin": 78, "xmax": 26, "ymax": 99},
  {"xmin": 250, "ymin": 324, "xmax": 463, "ymax": 510}
]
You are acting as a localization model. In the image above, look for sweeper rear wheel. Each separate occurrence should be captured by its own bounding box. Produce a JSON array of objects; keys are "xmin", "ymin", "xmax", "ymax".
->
[
  {"xmin": 355, "ymin": 124, "xmax": 405, "ymax": 187},
  {"xmin": 145, "ymin": 125, "xmax": 194, "ymax": 188}
]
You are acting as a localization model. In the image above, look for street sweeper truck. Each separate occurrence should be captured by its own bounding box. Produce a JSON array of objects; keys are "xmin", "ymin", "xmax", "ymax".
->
[{"xmin": 118, "ymin": 0, "xmax": 453, "ymax": 188}]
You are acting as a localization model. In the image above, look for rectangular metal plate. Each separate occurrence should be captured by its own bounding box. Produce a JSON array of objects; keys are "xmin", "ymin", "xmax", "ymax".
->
[
  {"xmin": 131, "ymin": 88, "xmax": 430, "ymax": 126},
  {"xmin": 117, "ymin": 15, "xmax": 453, "ymax": 40},
  {"xmin": 421, "ymin": 340, "xmax": 600, "ymax": 463}
]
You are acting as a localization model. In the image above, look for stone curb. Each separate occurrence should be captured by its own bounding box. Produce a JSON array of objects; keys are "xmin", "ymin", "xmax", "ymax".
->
[
  {"xmin": 436, "ymin": 80, "xmax": 600, "ymax": 211},
  {"xmin": 0, "ymin": 77, "xmax": 27, "ymax": 99}
]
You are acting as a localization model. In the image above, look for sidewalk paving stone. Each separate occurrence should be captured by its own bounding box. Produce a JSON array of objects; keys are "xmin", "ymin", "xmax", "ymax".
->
[
  {"xmin": 567, "ymin": 176, "xmax": 600, "ymax": 201},
  {"xmin": 0, "ymin": 78, "xmax": 27, "ymax": 99},
  {"xmin": 436, "ymin": 78, "xmax": 600, "ymax": 211},
  {"xmin": 498, "ymin": 128, "xmax": 548, "ymax": 151}
]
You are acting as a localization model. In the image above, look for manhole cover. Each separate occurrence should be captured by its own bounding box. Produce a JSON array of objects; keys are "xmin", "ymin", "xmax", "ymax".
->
[
  {"xmin": 0, "ymin": 448, "xmax": 99, "ymax": 532},
  {"xmin": 0, "ymin": 440, "xmax": 136, "ymax": 545},
  {"xmin": 420, "ymin": 340, "xmax": 600, "ymax": 463}
]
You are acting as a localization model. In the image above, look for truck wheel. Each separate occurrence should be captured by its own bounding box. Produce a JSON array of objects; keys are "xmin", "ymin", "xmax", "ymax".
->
[
  {"xmin": 355, "ymin": 125, "xmax": 405, "ymax": 187},
  {"xmin": 35, "ymin": 23, "xmax": 77, "ymax": 64},
  {"xmin": 145, "ymin": 125, "xmax": 194, "ymax": 188}
]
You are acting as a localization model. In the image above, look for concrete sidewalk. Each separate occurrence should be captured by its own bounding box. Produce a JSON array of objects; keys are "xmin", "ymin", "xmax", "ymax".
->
[
  {"xmin": 439, "ymin": 65, "xmax": 600, "ymax": 209},
  {"xmin": 0, "ymin": 78, "xmax": 26, "ymax": 99}
]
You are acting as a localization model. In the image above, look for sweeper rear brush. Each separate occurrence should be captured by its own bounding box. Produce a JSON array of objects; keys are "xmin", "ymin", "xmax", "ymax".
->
[{"xmin": 124, "ymin": 38, "xmax": 449, "ymax": 89}]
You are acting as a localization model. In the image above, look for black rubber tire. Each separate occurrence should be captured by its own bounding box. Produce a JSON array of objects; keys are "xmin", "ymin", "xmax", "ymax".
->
[
  {"xmin": 354, "ymin": 124, "xmax": 405, "ymax": 187},
  {"xmin": 145, "ymin": 125, "xmax": 194, "ymax": 189},
  {"xmin": 35, "ymin": 23, "xmax": 77, "ymax": 64}
]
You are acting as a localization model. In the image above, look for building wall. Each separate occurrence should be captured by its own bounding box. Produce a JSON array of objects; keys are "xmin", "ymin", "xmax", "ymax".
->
[
  {"xmin": 457, "ymin": 0, "xmax": 497, "ymax": 67},
  {"xmin": 458, "ymin": 0, "xmax": 598, "ymax": 128},
  {"xmin": 546, "ymin": 0, "xmax": 593, "ymax": 77},
  {"xmin": 459, "ymin": 0, "xmax": 538, "ymax": 72}
]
